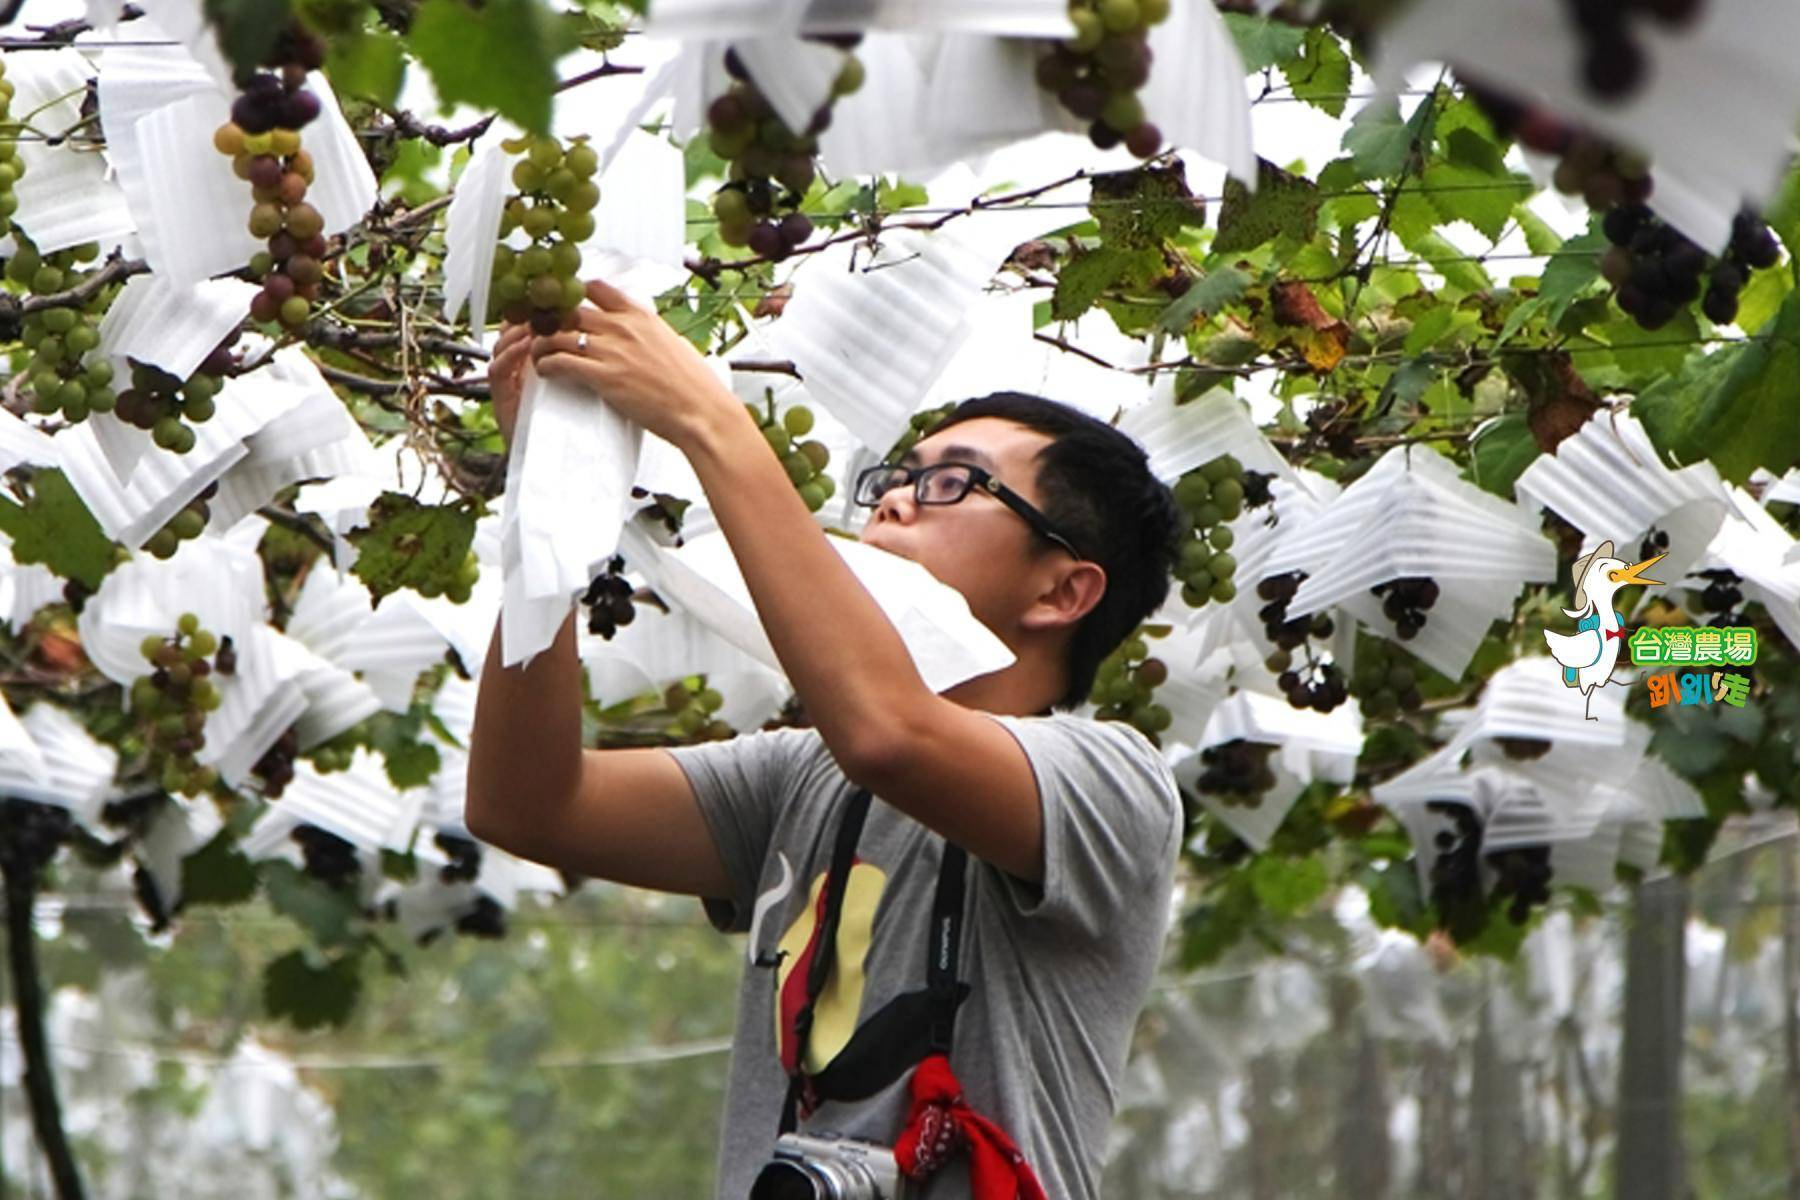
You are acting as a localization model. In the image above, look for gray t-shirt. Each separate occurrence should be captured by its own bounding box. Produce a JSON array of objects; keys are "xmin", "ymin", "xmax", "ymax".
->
[{"xmin": 666, "ymin": 712, "xmax": 1182, "ymax": 1200}]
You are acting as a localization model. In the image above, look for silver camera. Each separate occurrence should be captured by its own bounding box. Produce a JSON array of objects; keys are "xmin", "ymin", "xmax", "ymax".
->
[{"xmin": 748, "ymin": 1132, "xmax": 907, "ymax": 1199}]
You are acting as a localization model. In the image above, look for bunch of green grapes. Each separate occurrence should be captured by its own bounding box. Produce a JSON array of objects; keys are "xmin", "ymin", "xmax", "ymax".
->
[
  {"xmin": 752, "ymin": 398, "xmax": 835, "ymax": 512},
  {"xmin": 662, "ymin": 677, "xmax": 732, "ymax": 742},
  {"xmin": 1171, "ymin": 454, "xmax": 1243, "ymax": 609},
  {"xmin": 142, "ymin": 482, "xmax": 220, "ymax": 560},
  {"xmin": 1347, "ymin": 635, "xmax": 1425, "ymax": 719},
  {"xmin": 1090, "ymin": 626, "xmax": 1173, "ymax": 742},
  {"xmin": 11, "ymin": 239, "xmax": 115, "ymax": 424},
  {"xmin": 886, "ymin": 404, "xmax": 955, "ymax": 462},
  {"xmin": 0, "ymin": 57, "xmax": 24, "ymax": 237},
  {"xmin": 705, "ymin": 40, "xmax": 862, "ymax": 258},
  {"xmin": 214, "ymin": 26, "xmax": 328, "ymax": 331},
  {"xmin": 113, "ymin": 351, "xmax": 234, "ymax": 453},
  {"xmin": 492, "ymin": 133, "xmax": 600, "ymax": 336},
  {"xmin": 1036, "ymin": 0, "xmax": 1171, "ymax": 157},
  {"xmin": 415, "ymin": 549, "xmax": 481, "ymax": 605},
  {"xmin": 130, "ymin": 613, "xmax": 226, "ymax": 797}
]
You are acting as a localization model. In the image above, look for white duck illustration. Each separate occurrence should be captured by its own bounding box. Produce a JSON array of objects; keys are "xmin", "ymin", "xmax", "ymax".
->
[{"xmin": 1543, "ymin": 539, "xmax": 1665, "ymax": 720}]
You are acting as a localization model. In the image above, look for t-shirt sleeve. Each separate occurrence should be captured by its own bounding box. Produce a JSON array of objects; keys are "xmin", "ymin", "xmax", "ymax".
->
[
  {"xmin": 663, "ymin": 728, "xmax": 810, "ymax": 934},
  {"xmin": 983, "ymin": 714, "xmax": 1182, "ymax": 940}
]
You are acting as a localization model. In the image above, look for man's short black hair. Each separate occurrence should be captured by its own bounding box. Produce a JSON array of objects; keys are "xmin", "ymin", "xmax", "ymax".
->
[{"xmin": 928, "ymin": 392, "xmax": 1181, "ymax": 710}]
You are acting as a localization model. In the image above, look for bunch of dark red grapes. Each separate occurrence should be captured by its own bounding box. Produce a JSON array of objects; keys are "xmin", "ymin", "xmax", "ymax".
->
[
  {"xmin": 1036, "ymin": 0, "xmax": 1170, "ymax": 157},
  {"xmin": 252, "ymin": 728, "xmax": 301, "ymax": 798},
  {"xmin": 582, "ymin": 556, "xmax": 636, "ymax": 639},
  {"xmin": 1257, "ymin": 571, "xmax": 1349, "ymax": 712},
  {"xmin": 212, "ymin": 26, "xmax": 328, "ymax": 331},
  {"xmin": 1601, "ymin": 205, "xmax": 1779, "ymax": 327},
  {"xmin": 292, "ymin": 823, "xmax": 362, "ymax": 893},
  {"xmin": 1559, "ymin": 0, "xmax": 1705, "ymax": 102},
  {"xmin": 704, "ymin": 38, "xmax": 862, "ymax": 260},
  {"xmin": 1690, "ymin": 567, "xmax": 1746, "ymax": 627},
  {"xmin": 1196, "ymin": 738, "xmax": 1278, "ymax": 808},
  {"xmin": 1464, "ymin": 76, "xmax": 1782, "ymax": 331},
  {"xmin": 1462, "ymin": 81, "xmax": 1652, "ymax": 212},
  {"xmin": 435, "ymin": 831, "xmax": 483, "ymax": 884},
  {"xmin": 1371, "ymin": 576, "xmax": 1439, "ymax": 641}
]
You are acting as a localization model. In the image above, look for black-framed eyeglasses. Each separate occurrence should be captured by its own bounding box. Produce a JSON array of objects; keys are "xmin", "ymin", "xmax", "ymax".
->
[{"xmin": 853, "ymin": 461, "xmax": 1085, "ymax": 561}]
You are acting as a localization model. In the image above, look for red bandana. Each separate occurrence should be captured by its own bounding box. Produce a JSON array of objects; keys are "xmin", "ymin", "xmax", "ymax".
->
[{"xmin": 894, "ymin": 1054, "xmax": 1048, "ymax": 1200}]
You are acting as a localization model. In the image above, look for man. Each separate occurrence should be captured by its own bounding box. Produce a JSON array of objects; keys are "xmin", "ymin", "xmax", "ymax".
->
[{"xmin": 467, "ymin": 280, "xmax": 1184, "ymax": 1198}]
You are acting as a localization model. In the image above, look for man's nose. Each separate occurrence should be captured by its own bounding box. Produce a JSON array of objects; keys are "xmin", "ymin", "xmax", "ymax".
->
[{"xmin": 873, "ymin": 483, "xmax": 916, "ymax": 525}]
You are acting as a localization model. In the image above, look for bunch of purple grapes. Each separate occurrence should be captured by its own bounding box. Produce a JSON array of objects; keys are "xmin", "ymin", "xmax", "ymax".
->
[{"xmin": 212, "ymin": 26, "xmax": 328, "ymax": 332}]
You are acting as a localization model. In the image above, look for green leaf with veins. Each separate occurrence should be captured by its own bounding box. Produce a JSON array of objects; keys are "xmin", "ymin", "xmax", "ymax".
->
[
  {"xmin": 263, "ymin": 948, "xmax": 364, "ymax": 1031},
  {"xmin": 0, "ymin": 469, "xmax": 118, "ymax": 590},
  {"xmin": 1158, "ymin": 268, "xmax": 1252, "ymax": 334},
  {"xmin": 1222, "ymin": 12, "xmax": 1306, "ymax": 72},
  {"xmin": 1280, "ymin": 26, "xmax": 1352, "ymax": 117},
  {"xmin": 410, "ymin": 0, "xmax": 576, "ymax": 134},
  {"xmin": 1213, "ymin": 160, "xmax": 1320, "ymax": 255},
  {"xmin": 349, "ymin": 493, "xmax": 477, "ymax": 605}
]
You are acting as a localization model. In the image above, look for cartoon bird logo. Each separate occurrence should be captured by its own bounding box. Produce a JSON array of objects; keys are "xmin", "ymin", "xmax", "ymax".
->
[{"xmin": 1543, "ymin": 539, "xmax": 1665, "ymax": 720}]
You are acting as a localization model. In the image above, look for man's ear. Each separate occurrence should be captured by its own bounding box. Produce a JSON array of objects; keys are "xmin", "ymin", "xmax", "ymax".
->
[{"xmin": 1022, "ymin": 561, "xmax": 1107, "ymax": 632}]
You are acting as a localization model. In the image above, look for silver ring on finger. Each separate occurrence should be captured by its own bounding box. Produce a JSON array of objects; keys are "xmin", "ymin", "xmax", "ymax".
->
[{"xmin": 577, "ymin": 331, "xmax": 590, "ymax": 353}]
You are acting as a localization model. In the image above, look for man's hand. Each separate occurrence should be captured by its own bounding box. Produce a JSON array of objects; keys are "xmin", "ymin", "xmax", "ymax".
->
[
  {"xmin": 529, "ymin": 278, "xmax": 739, "ymax": 449},
  {"xmin": 487, "ymin": 320, "xmax": 533, "ymax": 449}
]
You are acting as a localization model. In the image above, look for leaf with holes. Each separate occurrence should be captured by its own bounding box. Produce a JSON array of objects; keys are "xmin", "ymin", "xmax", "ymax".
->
[
  {"xmin": 1213, "ymin": 160, "xmax": 1320, "ymax": 255},
  {"xmin": 349, "ymin": 493, "xmax": 477, "ymax": 605},
  {"xmin": 0, "ymin": 469, "xmax": 118, "ymax": 590}
]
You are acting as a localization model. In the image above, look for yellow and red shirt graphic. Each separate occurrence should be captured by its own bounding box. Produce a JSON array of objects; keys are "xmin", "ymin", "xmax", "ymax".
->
[{"xmin": 775, "ymin": 861, "xmax": 887, "ymax": 1076}]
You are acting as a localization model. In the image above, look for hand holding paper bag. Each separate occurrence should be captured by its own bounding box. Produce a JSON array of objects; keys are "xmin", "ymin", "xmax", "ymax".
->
[{"xmin": 528, "ymin": 278, "xmax": 740, "ymax": 449}]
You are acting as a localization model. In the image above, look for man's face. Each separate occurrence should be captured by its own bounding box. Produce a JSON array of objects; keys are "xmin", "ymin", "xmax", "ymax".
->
[{"xmin": 858, "ymin": 417, "xmax": 1071, "ymax": 635}]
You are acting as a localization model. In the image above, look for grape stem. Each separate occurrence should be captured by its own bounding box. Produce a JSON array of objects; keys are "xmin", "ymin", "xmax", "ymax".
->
[
  {"xmin": 2, "ymin": 4, "xmax": 143, "ymax": 47},
  {"xmin": 0, "ymin": 255, "xmax": 147, "ymax": 320},
  {"xmin": 371, "ymin": 110, "xmax": 497, "ymax": 148},
  {"xmin": 686, "ymin": 165, "xmax": 1103, "ymax": 278},
  {"xmin": 554, "ymin": 60, "xmax": 646, "ymax": 93}
]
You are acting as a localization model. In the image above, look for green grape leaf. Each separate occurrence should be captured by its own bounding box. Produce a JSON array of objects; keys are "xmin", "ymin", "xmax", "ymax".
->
[
  {"xmin": 1515, "ymin": 207, "xmax": 1565, "ymax": 256},
  {"xmin": 1462, "ymin": 907, "xmax": 1531, "ymax": 959},
  {"xmin": 1764, "ymin": 157, "xmax": 1800, "ymax": 262},
  {"xmin": 348, "ymin": 493, "xmax": 477, "ymax": 605},
  {"xmin": 1596, "ymin": 309, "xmax": 1700, "ymax": 387},
  {"xmin": 1362, "ymin": 864, "xmax": 1431, "ymax": 937},
  {"xmin": 326, "ymin": 29, "xmax": 407, "ymax": 107},
  {"xmin": 1341, "ymin": 98, "xmax": 1413, "ymax": 181},
  {"xmin": 1733, "ymin": 261, "xmax": 1793, "ymax": 335},
  {"xmin": 1423, "ymin": 157, "xmax": 1528, "ymax": 242},
  {"xmin": 201, "ymin": 0, "xmax": 291, "ymax": 85},
  {"xmin": 1398, "ymin": 229, "xmax": 1489, "ymax": 294},
  {"xmin": 1468, "ymin": 412, "xmax": 1540, "ymax": 500},
  {"xmin": 179, "ymin": 832, "xmax": 259, "ymax": 907},
  {"xmin": 1090, "ymin": 164, "xmax": 1207, "ymax": 250},
  {"xmin": 1635, "ymin": 288, "xmax": 1800, "ymax": 483},
  {"xmin": 1280, "ymin": 26, "xmax": 1352, "ymax": 117},
  {"xmin": 410, "ymin": 0, "xmax": 576, "ymax": 135},
  {"xmin": 383, "ymin": 738, "xmax": 442, "ymax": 790},
  {"xmin": 1539, "ymin": 228, "xmax": 1607, "ymax": 323},
  {"xmin": 1157, "ymin": 267, "xmax": 1251, "ymax": 334},
  {"xmin": 1248, "ymin": 853, "xmax": 1329, "ymax": 917},
  {"xmin": 263, "ymin": 948, "xmax": 363, "ymax": 1031},
  {"xmin": 1213, "ymin": 160, "xmax": 1320, "ymax": 255},
  {"xmin": 263, "ymin": 860, "xmax": 365, "ymax": 950},
  {"xmin": 1052, "ymin": 245, "xmax": 1138, "ymax": 320},
  {"xmin": 0, "ymin": 469, "xmax": 118, "ymax": 590},
  {"xmin": 1221, "ymin": 12, "xmax": 1306, "ymax": 72}
]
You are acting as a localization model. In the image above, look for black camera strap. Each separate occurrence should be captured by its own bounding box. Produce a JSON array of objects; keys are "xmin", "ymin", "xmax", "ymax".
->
[{"xmin": 778, "ymin": 787, "xmax": 970, "ymax": 1136}]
